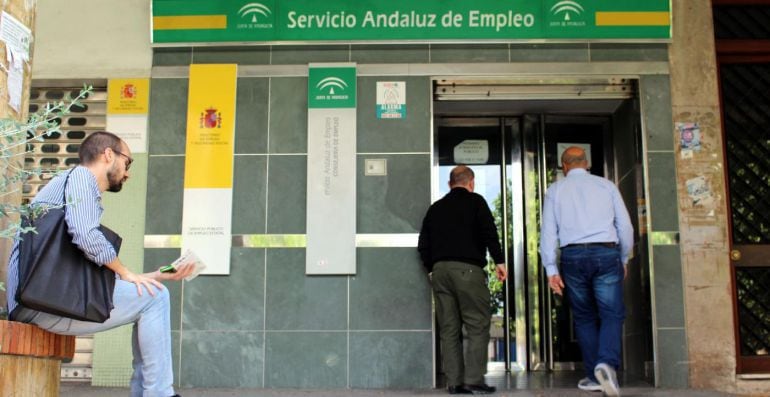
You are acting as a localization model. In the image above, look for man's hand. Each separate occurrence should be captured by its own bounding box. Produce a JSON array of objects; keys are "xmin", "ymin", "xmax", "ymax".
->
[
  {"xmin": 148, "ymin": 262, "xmax": 196, "ymax": 282},
  {"xmin": 121, "ymin": 270, "xmax": 165, "ymax": 297},
  {"xmin": 624, "ymin": 265, "xmax": 628, "ymax": 280},
  {"xmin": 548, "ymin": 274, "xmax": 565, "ymax": 296},
  {"xmin": 495, "ymin": 264, "xmax": 507, "ymax": 281}
]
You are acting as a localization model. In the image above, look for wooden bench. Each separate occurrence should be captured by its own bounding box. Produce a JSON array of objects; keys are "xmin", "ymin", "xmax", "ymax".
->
[{"xmin": 0, "ymin": 320, "xmax": 76, "ymax": 397}]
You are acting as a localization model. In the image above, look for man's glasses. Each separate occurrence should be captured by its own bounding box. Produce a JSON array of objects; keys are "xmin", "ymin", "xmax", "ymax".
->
[{"xmin": 111, "ymin": 149, "xmax": 133, "ymax": 171}]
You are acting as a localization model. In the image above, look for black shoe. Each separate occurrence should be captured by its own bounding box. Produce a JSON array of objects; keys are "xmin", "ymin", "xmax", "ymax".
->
[
  {"xmin": 170, "ymin": 395, "xmax": 181, "ymax": 397},
  {"xmin": 466, "ymin": 384, "xmax": 496, "ymax": 394},
  {"xmin": 448, "ymin": 385, "xmax": 473, "ymax": 394}
]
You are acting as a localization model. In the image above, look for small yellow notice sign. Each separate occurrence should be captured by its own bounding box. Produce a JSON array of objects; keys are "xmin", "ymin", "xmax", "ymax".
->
[{"xmin": 107, "ymin": 78, "xmax": 150, "ymax": 114}]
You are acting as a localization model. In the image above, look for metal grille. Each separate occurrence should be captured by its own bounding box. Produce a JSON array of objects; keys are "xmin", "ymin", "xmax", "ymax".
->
[
  {"xmin": 26, "ymin": 85, "xmax": 107, "ymax": 382},
  {"xmin": 721, "ymin": 64, "xmax": 770, "ymax": 360},
  {"xmin": 24, "ymin": 87, "xmax": 107, "ymax": 202},
  {"xmin": 737, "ymin": 268, "xmax": 770, "ymax": 356},
  {"xmin": 720, "ymin": 64, "xmax": 770, "ymax": 244},
  {"xmin": 714, "ymin": 6, "xmax": 770, "ymax": 39}
]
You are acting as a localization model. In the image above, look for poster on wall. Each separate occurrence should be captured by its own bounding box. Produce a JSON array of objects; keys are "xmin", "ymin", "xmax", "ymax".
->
[
  {"xmin": 306, "ymin": 63, "xmax": 357, "ymax": 275},
  {"xmin": 107, "ymin": 78, "xmax": 150, "ymax": 153},
  {"xmin": 676, "ymin": 122, "xmax": 701, "ymax": 159},
  {"xmin": 181, "ymin": 64, "xmax": 237, "ymax": 275},
  {"xmin": 376, "ymin": 81, "xmax": 406, "ymax": 119},
  {"xmin": 0, "ymin": 11, "xmax": 31, "ymax": 113},
  {"xmin": 686, "ymin": 175, "xmax": 714, "ymax": 208}
]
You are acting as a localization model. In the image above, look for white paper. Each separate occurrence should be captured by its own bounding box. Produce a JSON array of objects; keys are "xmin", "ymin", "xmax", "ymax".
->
[
  {"xmin": 5, "ymin": 46, "xmax": 23, "ymax": 113},
  {"xmin": 169, "ymin": 249, "xmax": 207, "ymax": 281},
  {"xmin": 0, "ymin": 11, "xmax": 32, "ymax": 61},
  {"xmin": 454, "ymin": 140, "xmax": 489, "ymax": 164}
]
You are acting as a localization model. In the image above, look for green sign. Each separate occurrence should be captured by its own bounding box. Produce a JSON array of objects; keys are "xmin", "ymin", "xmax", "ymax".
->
[
  {"xmin": 152, "ymin": 0, "xmax": 671, "ymax": 44},
  {"xmin": 308, "ymin": 65, "xmax": 356, "ymax": 109}
]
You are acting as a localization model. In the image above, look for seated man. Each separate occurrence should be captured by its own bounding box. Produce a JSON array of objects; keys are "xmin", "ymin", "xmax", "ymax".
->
[{"xmin": 7, "ymin": 131, "xmax": 191, "ymax": 397}]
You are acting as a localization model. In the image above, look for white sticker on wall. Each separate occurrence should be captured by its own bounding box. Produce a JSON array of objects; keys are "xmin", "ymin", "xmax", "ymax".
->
[{"xmin": 453, "ymin": 140, "xmax": 489, "ymax": 164}]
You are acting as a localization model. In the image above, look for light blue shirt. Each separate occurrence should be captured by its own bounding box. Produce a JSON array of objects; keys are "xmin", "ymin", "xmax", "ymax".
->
[
  {"xmin": 6, "ymin": 166, "xmax": 116, "ymax": 314},
  {"xmin": 539, "ymin": 168, "xmax": 634, "ymax": 277}
]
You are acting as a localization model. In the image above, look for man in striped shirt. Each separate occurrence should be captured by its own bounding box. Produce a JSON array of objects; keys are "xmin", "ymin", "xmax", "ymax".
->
[{"xmin": 7, "ymin": 131, "xmax": 191, "ymax": 397}]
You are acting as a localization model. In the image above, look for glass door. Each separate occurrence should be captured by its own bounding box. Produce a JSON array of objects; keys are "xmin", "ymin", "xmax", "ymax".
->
[{"xmin": 435, "ymin": 117, "xmax": 524, "ymax": 373}]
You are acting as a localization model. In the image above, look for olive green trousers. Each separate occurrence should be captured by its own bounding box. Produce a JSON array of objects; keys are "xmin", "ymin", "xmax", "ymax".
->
[{"xmin": 431, "ymin": 261, "xmax": 491, "ymax": 386}]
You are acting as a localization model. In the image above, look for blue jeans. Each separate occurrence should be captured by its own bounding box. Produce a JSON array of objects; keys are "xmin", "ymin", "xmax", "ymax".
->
[
  {"xmin": 560, "ymin": 245, "xmax": 625, "ymax": 381},
  {"xmin": 14, "ymin": 280, "xmax": 175, "ymax": 397}
]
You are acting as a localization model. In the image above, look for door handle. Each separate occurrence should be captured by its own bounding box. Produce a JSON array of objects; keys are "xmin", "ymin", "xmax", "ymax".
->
[{"xmin": 730, "ymin": 249, "xmax": 741, "ymax": 261}]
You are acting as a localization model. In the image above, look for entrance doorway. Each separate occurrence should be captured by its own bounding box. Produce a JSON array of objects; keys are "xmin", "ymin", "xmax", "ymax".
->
[{"xmin": 431, "ymin": 78, "xmax": 654, "ymax": 386}]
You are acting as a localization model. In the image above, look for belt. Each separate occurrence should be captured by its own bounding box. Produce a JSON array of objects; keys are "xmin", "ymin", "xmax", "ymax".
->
[{"xmin": 563, "ymin": 242, "xmax": 617, "ymax": 249}]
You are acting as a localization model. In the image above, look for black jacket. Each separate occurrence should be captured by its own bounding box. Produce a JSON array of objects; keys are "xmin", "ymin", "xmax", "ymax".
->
[{"xmin": 417, "ymin": 187, "xmax": 505, "ymax": 271}]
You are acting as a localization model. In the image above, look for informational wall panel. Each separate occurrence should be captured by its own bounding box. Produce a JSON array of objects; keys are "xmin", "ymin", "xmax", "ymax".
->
[
  {"xmin": 181, "ymin": 64, "xmax": 237, "ymax": 275},
  {"xmin": 306, "ymin": 63, "xmax": 357, "ymax": 275}
]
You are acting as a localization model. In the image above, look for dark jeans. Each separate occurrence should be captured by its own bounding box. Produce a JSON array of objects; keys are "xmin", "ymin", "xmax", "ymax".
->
[
  {"xmin": 431, "ymin": 261, "xmax": 491, "ymax": 386},
  {"xmin": 561, "ymin": 245, "xmax": 625, "ymax": 381}
]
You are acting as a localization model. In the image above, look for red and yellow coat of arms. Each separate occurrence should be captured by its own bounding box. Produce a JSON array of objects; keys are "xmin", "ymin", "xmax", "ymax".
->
[{"xmin": 200, "ymin": 107, "xmax": 222, "ymax": 128}]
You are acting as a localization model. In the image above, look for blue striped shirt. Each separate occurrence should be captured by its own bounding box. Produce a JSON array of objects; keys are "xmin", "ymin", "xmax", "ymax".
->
[
  {"xmin": 539, "ymin": 168, "xmax": 634, "ymax": 277},
  {"xmin": 6, "ymin": 166, "xmax": 116, "ymax": 314}
]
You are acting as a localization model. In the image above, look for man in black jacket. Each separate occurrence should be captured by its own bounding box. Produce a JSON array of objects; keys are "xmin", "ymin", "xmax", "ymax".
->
[{"xmin": 418, "ymin": 165, "xmax": 507, "ymax": 395}]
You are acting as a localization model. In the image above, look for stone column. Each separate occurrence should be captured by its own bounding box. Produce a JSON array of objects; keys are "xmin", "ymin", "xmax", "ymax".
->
[
  {"xmin": 669, "ymin": 1, "xmax": 770, "ymax": 394},
  {"xmin": 0, "ymin": 0, "xmax": 36, "ymax": 311}
]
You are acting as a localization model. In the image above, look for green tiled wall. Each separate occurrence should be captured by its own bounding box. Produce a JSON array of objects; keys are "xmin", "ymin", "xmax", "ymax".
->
[
  {"xmin": 150, "ymin": 43, "xmax": 668, "ymax": 67},
  {"xmin": 134, "ymin": 43, "xmax": 683, "ymax": 390},
  {"xmin": 640, "ymin": 76, "xmax": 688, "ymax": 388},
  {"xmin": 145, "ymin": 69, "xmax": 434, "ymax": 388}
]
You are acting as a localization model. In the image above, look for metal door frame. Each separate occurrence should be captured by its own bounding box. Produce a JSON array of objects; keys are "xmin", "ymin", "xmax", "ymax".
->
[
  {"xmin": 432, "ymin": 116, "xmax": 527, "ymax": 373},
  {"xmin": 431, "ymin": 76, "xmax": 643, "ymax": 379}
]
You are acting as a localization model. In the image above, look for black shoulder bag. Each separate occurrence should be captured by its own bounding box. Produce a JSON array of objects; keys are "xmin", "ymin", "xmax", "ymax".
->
[{"xmin": 14, "ymin": 170, "xmax": 122, "ymax": 323}]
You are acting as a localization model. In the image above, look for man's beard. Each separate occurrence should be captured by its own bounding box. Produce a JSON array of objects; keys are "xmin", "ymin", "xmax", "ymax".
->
[{"xmin": 107, "ymin": 168, "xmax": 124, "ymax": 192}]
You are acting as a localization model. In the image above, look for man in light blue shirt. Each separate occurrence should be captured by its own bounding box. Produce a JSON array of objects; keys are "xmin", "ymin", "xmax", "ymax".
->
[
  {"xmin": 8, "ymin": 131, "xmax": 192, "ymax": 397},
  {"xmin": 539, "ymin": 146, "xmax": 633, "ymax": 397}
]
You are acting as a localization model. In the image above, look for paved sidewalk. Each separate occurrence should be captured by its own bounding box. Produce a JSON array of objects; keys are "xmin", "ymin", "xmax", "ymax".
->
[{"xmin": 61, "ymin": 384, "xmax": 742, "ymax": 397}]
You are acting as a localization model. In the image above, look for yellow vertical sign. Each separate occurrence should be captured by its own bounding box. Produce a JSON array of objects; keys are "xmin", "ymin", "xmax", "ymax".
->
[{"xmin": 184, "ymin": 64, "xmax": 237, "ymax": 188}]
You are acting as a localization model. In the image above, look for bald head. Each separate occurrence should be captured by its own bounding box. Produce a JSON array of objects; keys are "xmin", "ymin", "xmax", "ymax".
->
[
  {"xmin": 449, "ymin": 165, "xmax": 475, "ymax": 190},
  {"xmin": 561, "ymin": 146, "xmax": 588, "ymax": 175}
]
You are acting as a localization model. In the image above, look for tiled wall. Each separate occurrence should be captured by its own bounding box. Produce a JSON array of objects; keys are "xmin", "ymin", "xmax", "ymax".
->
[
  {"xmin": 640, "ymin": 75, "xmax": 688, "ymax": 387},
  {"xmin": 146, "ymin": 70, "xmax": 433, "ymax": 388},
  {"xmin": 143, "ymin": 43, "xmax": 681, "ymax": 389},
  {"xmin": 152, "ymin": 43, "xmax": 669, "ymax": 66}
]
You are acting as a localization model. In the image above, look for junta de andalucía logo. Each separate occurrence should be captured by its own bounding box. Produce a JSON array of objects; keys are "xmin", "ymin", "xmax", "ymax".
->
[
  {"xmin": 237, "ymin": 2, "xmax": 274, "ymax": 29},
  {"xmin": 549, "ymin": 0, "xmax": 586, "ymax": 27},
  {"xmin": 316, "ymin": 76, "xmax": 349, "ymax": 96}
]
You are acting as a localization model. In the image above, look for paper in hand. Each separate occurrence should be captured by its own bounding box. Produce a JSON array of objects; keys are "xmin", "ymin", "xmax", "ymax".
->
[{"xmin": 169, "ymin": 249, "xmax": 207, "ymax": 281}]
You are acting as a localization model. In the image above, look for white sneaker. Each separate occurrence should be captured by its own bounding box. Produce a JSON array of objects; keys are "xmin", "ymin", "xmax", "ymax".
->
[
  {"xmin": 594, "ymin": 363, "xmax": 620, "ymax": 396},
  {"xmin": 577, "ymin": 377, "xmax": 602, "ymax": 392}
]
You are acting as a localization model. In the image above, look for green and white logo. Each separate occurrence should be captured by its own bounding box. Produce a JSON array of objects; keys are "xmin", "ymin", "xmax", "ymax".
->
[
  {"xmin": 308, "ymin": 66, "xmax": 357, "ymax": 109},
  {"xmin": 548, "ymin": 0, "xmax": 586, "ymax": 27},
  {"xmin": 236, "ymin": 1, "xmax": 274, "ymax": 29},
  {"xmin": 551, "ymin": 1, "xmax": 583, "ymax": 21},
  {"xmin": 317, "ymin": 77, "xmax": 348, "ymax": 95}
]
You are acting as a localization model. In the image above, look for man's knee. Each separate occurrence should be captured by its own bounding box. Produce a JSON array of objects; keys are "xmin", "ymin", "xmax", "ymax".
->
[
  {"xmin": 155, "ymin": 286, "xmax": 170, "ymax": 305},
  {"xmin": 141, "ymin": 286, "xmax": 171, "ymax": 312}
]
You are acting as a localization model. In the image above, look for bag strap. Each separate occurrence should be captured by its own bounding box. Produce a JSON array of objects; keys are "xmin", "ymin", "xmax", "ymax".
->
[{"xmin": 61, "ymin": 168, "xmax": 74, "ymax": 206}]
